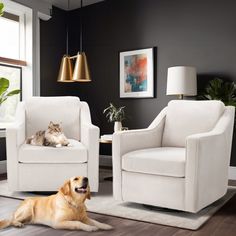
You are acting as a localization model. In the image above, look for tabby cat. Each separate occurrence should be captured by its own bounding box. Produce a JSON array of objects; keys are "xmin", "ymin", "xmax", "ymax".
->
[{"xmin": 26, "ymin": 121, "xmax": 71, "ymax": 147}]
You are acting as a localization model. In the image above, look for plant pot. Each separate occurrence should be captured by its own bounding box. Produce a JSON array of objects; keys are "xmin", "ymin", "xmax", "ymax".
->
[{"xmin": 114, "ymin": 121, "xmax": 122, "ymax": 132}]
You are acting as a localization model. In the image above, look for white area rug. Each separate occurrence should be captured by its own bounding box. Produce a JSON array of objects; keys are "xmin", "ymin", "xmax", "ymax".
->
[{"xmin": 0, "ymin": 179, "xmax": 235, "ymax": 230}]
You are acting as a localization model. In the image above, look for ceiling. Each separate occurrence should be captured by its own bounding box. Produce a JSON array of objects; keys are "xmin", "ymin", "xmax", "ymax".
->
[{"xmin": 42, "ymin": 0, "xmax": 104, "ymax": 10}]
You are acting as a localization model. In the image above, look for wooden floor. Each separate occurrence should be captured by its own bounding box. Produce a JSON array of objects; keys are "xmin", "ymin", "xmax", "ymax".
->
[{"xmin": 0, "ymin": 174, "xmax": 236, "ymax": 236}]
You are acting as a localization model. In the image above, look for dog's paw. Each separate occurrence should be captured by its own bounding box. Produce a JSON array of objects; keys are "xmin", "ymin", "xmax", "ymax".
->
[
  {"xmin": 13, "ymin": 222, "xmax": 24, "ymax": 228},
  {"xmin": 56, "ymin": 144, "xmax": 62, "ymax": 148},
  {"xmin": 67, "ymin": 143, "xmax": 73, "ymax": 147},
  {"xmin": 99, "ymin": 223, "xmax": 113, "ymax": 230},
  {"xmin": 84, "ymin": 225, "xmax": 99, "ymax": 232}
]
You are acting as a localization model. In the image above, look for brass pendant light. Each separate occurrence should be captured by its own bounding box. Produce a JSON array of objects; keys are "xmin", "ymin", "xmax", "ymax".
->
[
  {"xmin": 57, "ymin": 55, "xmax": 73, "ymax": 82},
  {"xmin": 72, "ymin": 52, "xmax": 91, "ymax": 82},
  {"xmin": 57, "ymin": 0, "xmax": 74, "ymax": 82},
  {"xmin": 72, "ymin": 0, "xmax": 91, "ymax": 82},
  {"xmin": 57, "ymin": 0, "xmax": 91, "ymax": 83}
]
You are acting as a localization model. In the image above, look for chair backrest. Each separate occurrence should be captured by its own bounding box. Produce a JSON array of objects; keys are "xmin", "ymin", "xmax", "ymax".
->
[
  {"xmin": 162, "ymin": 100, "xmax": 225, "ymax": 147},
  {"xmin": 25, "ymin": 96, "xmax": 81, "ymax": 140}
]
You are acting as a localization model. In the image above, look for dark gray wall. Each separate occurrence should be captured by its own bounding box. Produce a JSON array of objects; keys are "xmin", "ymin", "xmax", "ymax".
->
[
  {"xmin": 40, "ymin": 7, "xmax": 71, "ymax": 96},
  {"xmin": 40, "ymin": 0, "xmax": 236, "ymax": 164}
]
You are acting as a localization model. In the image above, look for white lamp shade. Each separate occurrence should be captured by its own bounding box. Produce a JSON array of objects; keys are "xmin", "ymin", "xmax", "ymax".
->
[{"xmin": 166, "ymin": 66, "xmax": 197, "ymax": 96}]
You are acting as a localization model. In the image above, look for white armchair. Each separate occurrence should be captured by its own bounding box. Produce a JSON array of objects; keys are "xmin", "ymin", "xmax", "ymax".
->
[
  {"xmin": 6, "ymin": 96, "xmax": 99, "ymax": 192},
  {"xmin": 112, "ymin": 100, "xmax": 235, "ymax": 213}
]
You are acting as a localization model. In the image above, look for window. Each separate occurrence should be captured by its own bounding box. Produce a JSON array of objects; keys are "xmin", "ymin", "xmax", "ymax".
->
[
  {"xmin": 0, "ymin": 0, "xmax": 51, "ymax": 119},
  {"xmin": 0, "ymin": 12, "xmax": 20, "ymax": 60},
  {"xmin": 0, "ymin": 2, "xmax": 28, "ymax": 122},
  {"xmin": 0, "ymin": 8, "xmax": 26, "ymax": 66}
]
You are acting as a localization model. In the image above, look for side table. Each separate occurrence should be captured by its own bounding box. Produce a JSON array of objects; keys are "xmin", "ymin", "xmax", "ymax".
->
[
  {"xmin": 100, "ymin": 134, "xmax": 112, "ymax": 144},
  {"xmin": 100, "ymin": 134, "xmax": 113, "ymax": 181}
]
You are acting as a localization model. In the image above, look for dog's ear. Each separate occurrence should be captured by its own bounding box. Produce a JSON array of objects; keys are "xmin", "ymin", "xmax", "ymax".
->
[
  {"xmin": 60, "ymin": 180, "xmax": 71, "ymax": 196},
  {"xmin": 86, "ymin": 186, "xmax": 91, "ymax": 200}
]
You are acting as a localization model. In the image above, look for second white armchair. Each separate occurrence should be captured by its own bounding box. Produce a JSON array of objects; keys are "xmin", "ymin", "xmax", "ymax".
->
[{"xmin": 112, "ymin": 100, "xmax": 235, "ymax": 213}]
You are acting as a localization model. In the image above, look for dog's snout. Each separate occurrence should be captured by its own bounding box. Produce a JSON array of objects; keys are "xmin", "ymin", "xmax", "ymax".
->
[{"xmin": 83, "ymin": 177, "xmax": 88, "ymax": 184}]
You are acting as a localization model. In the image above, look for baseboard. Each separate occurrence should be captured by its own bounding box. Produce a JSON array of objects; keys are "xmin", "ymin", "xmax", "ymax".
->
[
  {"xmin": 0, "ymin": 160, "xmax": 6, "ymax": 174},
  {"xmin": 100, "ymin": 155, "xmax": 112, "ymax": 167},
  {"xmin": 229, "ymin": 166, "xmax": 236, "ymax": 180}
]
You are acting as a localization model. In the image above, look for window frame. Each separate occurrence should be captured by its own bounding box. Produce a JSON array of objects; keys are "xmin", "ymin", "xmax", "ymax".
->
[
  {"xmin": 1, "ymin": 0, "xmax": 52, "ymax": 100},
  {"xmin": 0, "ymin": 9, "xmax": 27, "ymax": 66}
]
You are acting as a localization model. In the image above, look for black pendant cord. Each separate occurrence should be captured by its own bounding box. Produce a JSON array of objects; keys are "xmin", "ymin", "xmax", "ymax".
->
[
  {"xmin": 66, "ymin": 0, "xmax": 70, "ymax": 55},
  {"xmin": 80, "ymin": 0, "xmax": 83, "ymax": 52},
  {"xmin": 66, "ymin": 20, "xmax": 69, "ymax": 55}
]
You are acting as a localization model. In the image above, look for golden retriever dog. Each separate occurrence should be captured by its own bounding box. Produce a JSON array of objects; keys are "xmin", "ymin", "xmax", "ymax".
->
[{"xmin": 0, "ymin": 176, "xmax": 113, "ymax": 232}]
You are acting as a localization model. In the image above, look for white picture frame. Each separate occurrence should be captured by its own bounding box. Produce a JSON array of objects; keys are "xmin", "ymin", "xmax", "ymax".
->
[{"xmin": 120, "ymin": 48, "xmax": 154, "ymax": 98}]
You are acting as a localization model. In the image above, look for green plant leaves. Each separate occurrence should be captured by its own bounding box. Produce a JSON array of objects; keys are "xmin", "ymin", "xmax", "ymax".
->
[
  {"xmin": 6, "ymin": 89, "xmax": 21, "ymax": 96},
  {"xmin": 199, "ymin": 78, "xmax": 236, "ymax": 107},
  {"xmin": 103, "ymin": 103, "xmax": 126, "ymax": 122},
  {"xmin": 0, "ymin": 77, "xmax": 21, "ymax": 105},
  {"xmin": 0, "ymin": 77, "xmax": 9, "ymax": 95},
  {"xmin": 0, "ymin": 3, "xmax": 4, "ymax": 16}
]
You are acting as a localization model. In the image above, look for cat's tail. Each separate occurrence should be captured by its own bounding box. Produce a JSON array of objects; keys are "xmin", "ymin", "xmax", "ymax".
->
[{"xmin": 0, "ymin": 219, "xmax": 12, "ymax": 229}]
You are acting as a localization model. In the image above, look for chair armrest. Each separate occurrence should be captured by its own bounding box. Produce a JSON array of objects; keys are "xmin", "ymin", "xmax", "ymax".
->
[
  {"xmin": 81, "ymin": 122, "xmax": 100, "ymax": 192},
  {"xmin": 113, "ymin": 127, "xmax": 163, "ymax": 157},
  {"xmin": 6, "ymin": 102, "xmax": 26, "ymax": 191},
  {"xmin": 112, "ymin": 107, "xmax": 166, "ymax": 200},
  {"xmin": 6, "ymin": 122, "xmax": 26, "ymax": 147},
  {"xmin": 113, "ymin": 107, "xmax": 167, "ymax": 157},
  {"xmin": 81, "ymin": 123, "xmax": 99, "ymax": 147},
  {"xmin": 185, "ymin": 106, "xmax": 235, "ymax": 212},
  {"xmin": 6, "ymin": 102, "xmax": 26, "ymax": 148}
]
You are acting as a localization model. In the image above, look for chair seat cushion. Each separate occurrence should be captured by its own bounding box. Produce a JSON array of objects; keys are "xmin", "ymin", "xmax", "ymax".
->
[
  {"xmin": 122, "ymin": 147, "xmax": 186, "ymax": 177},
  {"xmin": 19, "ymin": 139, "xmax": 87, "ymax": 164}
]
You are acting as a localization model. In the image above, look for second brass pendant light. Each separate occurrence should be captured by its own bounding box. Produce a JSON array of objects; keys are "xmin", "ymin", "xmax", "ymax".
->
[{"xmin": 57, "ymin": 0, "xmax": 91, "ymax": 83}]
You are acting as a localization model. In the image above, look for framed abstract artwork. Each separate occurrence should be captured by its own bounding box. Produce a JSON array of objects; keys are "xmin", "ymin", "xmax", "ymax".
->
[{"xmin": 119, "ymin": 48, "xmax": 154, "ymax": 98}]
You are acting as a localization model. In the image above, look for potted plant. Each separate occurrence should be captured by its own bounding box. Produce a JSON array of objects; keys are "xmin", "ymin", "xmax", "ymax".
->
[
  {"xmin": 103, "ymin": 103, "xmax": 126, "ymax": 132},
  {"xmin": 198, "ymin": 78, "xmax": 236, "ymax": 107}
]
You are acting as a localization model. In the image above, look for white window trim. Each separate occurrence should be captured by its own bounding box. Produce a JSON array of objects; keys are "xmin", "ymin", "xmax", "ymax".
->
[
  {"xmin": 2, "ymin": 0, "xmax": 52, "ymax": 98},
  {"xmin": 1, "ymin": 0, "xmax": 32, "ymax": 100}
]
